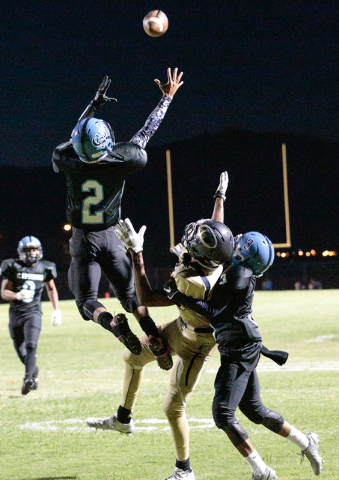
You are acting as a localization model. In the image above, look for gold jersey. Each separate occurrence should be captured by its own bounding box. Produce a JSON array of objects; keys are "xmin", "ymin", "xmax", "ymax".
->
[{"xmin": 173, "ymin": 263, "xmax": 223, "ymax": 329}]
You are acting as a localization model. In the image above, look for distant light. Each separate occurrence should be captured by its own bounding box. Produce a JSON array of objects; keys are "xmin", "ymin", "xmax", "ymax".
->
[
  {"xmin": 281, "ymin": 252, "xmax": 289, "ymax": 258},
  {"xmin": 306, "ymin": 252, "xmax": 311, "ymax": 257},
  {"xmin": 298, "ymin": 251, "xmax": 304, "ymax": 256},
  {"xmin": 63, "ymin": 224, "xmax": 72, "ymax": 231},
  {"xmin": 276, "ymin": 252, "xmax": 281, "ymax": 257},
  {"xmin": 322, "ymin": 250, "xmax": 329, "ymax": 257},
  {"xmin": 310, "ymin": 249, "xmax": 316, "ymax": 256}
]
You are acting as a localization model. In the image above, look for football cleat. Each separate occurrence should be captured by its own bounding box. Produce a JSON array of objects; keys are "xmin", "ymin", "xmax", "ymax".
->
[
  {"xmin": 148, "ymin": 336, "xmax": 173, "ymax": 371},
  {"xmin": 21, "ymin": 378, "xmax": 35, "ymax": 395},
  {"xmin": 252, "ymin": 466, "xmax": 277, "ymax": 480},
  {"xmin": 165, "ymin": 468, "xmax": 195, "ymax": 480},
  {"xmin": 301, "ymin": 432, "xmax": 323, "ymax": 475},
  {"xmin": 86, "ymin": 414, "xmax": 134, "ymax": 436},
  {"xmin": 110, "ymin": 313, "xmax": 142, "ymax": 355}
]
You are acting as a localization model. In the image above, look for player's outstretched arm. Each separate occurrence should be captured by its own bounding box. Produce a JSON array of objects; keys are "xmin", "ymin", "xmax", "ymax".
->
[
  {"xmin": 115, "ymin": 219, "xmax": 173, "ymax": 307},
  {"xmin": 212, "ymin": 171, "xmax": 228, "ymax": 222},
  {"xmin": 77, "ymin": 75, "xmax": 117, "ymax": 123},
  {"xmin": 130, "ymin": 68, "xmax": 184, "ymax": 149}
]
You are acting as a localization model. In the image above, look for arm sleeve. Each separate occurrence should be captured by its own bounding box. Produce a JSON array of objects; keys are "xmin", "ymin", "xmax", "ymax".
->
[
  {"xmin": 130, "ymin": 95, "xmax": 172, "ymax": 149},
  {"xmin": 44, "ymin": 262, "xmax": 57, "ymax": 281},
  {"xmin": 171, "ymin": 291, "xmax": 227, "ymax": 321}
]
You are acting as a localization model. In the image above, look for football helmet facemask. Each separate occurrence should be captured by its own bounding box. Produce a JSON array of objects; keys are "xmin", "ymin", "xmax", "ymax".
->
[
  {"xmin": 71, "ymin": 117, "xmax": 115, "ymax": 163},
  {"xmin": 181, "ymin": 219, "xmax": 234, "ymax": 269},
  {"xmin": 232, "ymin": 231, "xmax": 275, "ymax": 277},
  {"xmin": 18, "ymin": 236, "xmax": 43, "ymax": 264}
]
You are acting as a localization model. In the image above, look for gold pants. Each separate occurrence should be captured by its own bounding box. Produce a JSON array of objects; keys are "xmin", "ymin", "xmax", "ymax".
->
[{"xmin": 121, "ymin": 317, "xmax": 217, "ymax": 460}]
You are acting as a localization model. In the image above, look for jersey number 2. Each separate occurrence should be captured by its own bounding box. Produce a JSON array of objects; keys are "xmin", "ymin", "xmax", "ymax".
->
[{"xmin": 81, "ymin": 180, "xmax": 104, "ymax": 224}]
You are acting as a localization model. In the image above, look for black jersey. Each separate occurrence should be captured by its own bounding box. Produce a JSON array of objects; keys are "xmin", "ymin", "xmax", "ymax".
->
[
  {"xmin": 172, "ymin": 264, "xmax": 262, "ymax": 345},
  {"xmin": 53, "ymin": 94, "xmax": 172, "ymax": 231},
  {"xmin": 0, "ymin": 258, "xmax": 57, "ymax": 314},
  {"xmin": 52, "ymin": 141, "xmax": 147, "ymax": 230}
]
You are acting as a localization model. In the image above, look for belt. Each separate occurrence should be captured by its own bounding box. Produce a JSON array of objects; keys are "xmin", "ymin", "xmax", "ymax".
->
[{"xmin": 181, "ymin": 318, "xmax": 214, "ymax": 334}]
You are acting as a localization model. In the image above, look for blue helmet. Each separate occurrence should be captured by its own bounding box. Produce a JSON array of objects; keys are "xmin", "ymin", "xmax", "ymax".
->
[
  {"xmin": 71, "ymin": 117, "xmax": 115, "ymax": 163},
  {"xmin": 18, "ymin": 236, "xmax": 43, "ymax": 264},
  {"xmin": 231, "ymin": 231, "xmax": 275, "ymax": 277}
]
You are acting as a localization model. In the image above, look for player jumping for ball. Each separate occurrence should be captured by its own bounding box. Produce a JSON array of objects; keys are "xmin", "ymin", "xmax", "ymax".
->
[{"xmin": 52, "ymin": 69, "xmax": 183, "ymax": 364}]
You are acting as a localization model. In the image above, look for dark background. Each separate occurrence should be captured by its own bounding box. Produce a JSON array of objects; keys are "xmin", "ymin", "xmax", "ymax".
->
[{"xmin": 1, "ymin": 1, "xmax": 338, "ymax": 292}]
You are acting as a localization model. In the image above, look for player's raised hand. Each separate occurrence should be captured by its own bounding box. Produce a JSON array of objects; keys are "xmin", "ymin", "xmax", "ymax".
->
[
  {"xmin": 92, "ymin": 75, "xmax": 117, "ymax": 106},
  {"xmin": 214, "ymin": 171, "xmax": 229, "ymax": 200},
  {"xmin": 115, "ymin": 218, "xmax": 146, "ymax": 253},
  {"xmin": 154, "ymin": 68, "xmax": 184, "ymax": 98}
]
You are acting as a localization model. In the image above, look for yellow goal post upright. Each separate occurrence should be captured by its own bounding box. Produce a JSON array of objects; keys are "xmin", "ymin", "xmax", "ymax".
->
[
  {"xmin": 166, "ymin": 149, "xmax": 175, "ymax": 249},
  {"xmin": 273, "ymin": 143, "xmax": 291, "ymax": 248}
]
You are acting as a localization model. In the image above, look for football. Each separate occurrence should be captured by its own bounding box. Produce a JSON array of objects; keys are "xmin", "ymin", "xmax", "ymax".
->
[{"xmin": 143, "ymin": 10, "xmax": 169, "ymax": 37}]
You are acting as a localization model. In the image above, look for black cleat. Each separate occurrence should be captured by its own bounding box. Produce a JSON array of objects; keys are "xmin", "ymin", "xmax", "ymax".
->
[
  {"xmin": 148, "ymin": 336, "xmax": 173, "ymax": 371},
  {"xmin": 21, "ymin": 378, "xmax": 35, "ymax": 395},
  {"xmin": 110, "ymin": 314, "xmax": 142, "ymax": 355}
]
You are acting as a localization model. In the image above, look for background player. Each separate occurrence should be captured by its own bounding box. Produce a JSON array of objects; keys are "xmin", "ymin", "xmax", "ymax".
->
[
  {"xmin": 52, "ymin": 69, "xmax": 183, "ymax": 361},
  {"xmin": 86, "ymin": 173, "xmax": 234, "ymax": 480},
  {"xmin": 1, "ymin": 236, "xmax": 62, "ymax": 395}
]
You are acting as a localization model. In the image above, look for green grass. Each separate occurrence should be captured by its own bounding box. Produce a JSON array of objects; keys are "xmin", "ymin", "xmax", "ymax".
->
[{"xmin": 1, "ymin": 290, "xmax": 338, "ymax": 480}]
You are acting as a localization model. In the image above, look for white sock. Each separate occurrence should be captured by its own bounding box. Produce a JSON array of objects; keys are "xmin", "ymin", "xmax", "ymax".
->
[
  {"xmin": 245, "ymin": 449, "xmax": 267, "ymax": 474},
  {"xmin": 287, "ymin": 426, "xmax": 309, "ymax": 450}
]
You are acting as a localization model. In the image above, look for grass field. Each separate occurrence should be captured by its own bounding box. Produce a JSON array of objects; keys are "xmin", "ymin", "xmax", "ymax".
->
[{"xmin": 0, "ymin": 290, "xmax": 338, "ymax": 480}]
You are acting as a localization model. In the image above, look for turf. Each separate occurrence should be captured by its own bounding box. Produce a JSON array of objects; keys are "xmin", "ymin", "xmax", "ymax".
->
[{"xmin": 0, "ymin": 290, "xmax": 338, "ymax": 479}]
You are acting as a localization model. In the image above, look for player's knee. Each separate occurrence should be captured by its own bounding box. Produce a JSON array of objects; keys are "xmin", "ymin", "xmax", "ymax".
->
[
  {"xmin": 212, "ymin": 397, "xmax": 236, "ymax": 428},
  {"xmin": 122, "ymin": 346, "xmax": 146, "ymax": 369},
  {"xmin": 262, "ymin": 409, "xmax": 285, "ymax": 433},
  {"xmin": 120, "ymin": 294, "xmax": 139, "ymax": 314},
  {"xmin": 240, "ymin": 403, "xmax": 269, "ymax": 425},
  {"xmin": 220, "ymin": 420, "xmax": 249, "ymax": 447},
  {"xmin": 25, "ymin": 341, "xmax": 37, "ymax": 350},
  {"xmin": 163, "ymin": 396, "xmax": 185, "ymax": 419},
  {"xmin": 77, "ymin": 299, "xmax": 104, "ymax": 321}
]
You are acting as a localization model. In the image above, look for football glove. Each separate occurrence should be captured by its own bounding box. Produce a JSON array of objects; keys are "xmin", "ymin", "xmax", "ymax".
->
[
  {"xmin": 169, "ymin": 242, "xmax": 186, "ymax": 258},
  {"xmin": 16, "ymin": 289, "xmax": 34, "ymax": 302},
  {"xmin": 50, "ymin": 309, "xmax": 62, "ymax": 327},
  {"xmin": 92, "ymin": 75, "xmax": 117, "ymax": 108},
  {"xmin": 163, "ymin": 276, "xmax": 179, "ymax": 299},
  {"xmin": 115, "ymin": 218, "xmax": 146, "ymax": 254},
  {"xmin": 213, "ymin": 171, "xmax": 229, "ymax": 200}
]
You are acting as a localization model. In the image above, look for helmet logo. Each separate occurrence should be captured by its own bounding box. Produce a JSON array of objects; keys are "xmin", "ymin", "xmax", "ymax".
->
[
  {"xmin": 92, "ymin": 133, "xmax": 107, "ymax": 147},
  {"xmin": 198, "ymin": 225, "xmax": 217, "ymax": 248},
  {"xmin": 243, "ymin": 238, "xmax": 254, "ymax": 250}
]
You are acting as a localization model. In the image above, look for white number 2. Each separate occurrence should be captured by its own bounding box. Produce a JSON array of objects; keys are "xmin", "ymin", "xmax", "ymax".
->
[{"xmin": 81, "ymin": 180, "xmax": 104, "ymax": 224}]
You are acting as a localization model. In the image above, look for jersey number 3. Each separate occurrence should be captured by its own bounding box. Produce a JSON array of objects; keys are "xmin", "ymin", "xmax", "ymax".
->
[{"xmin": 81, "ymin": 180, "xmax": 104, "ymax": 224}]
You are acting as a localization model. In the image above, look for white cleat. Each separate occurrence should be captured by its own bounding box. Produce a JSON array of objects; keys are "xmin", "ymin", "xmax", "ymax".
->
[
  {"xmin": 252, "ymin": 466, "xmax": 277, "ymax": 480},
  {"xmin": 86, "ymin": 414, "xmax": 134, "ymax": 435},
  {"xmin": 165, "ymin": 468, "xmax": 195, "ymax": 480},
  {"xmin": 301, "ymin": 432, "xmax": 323, "ymax": 475}
]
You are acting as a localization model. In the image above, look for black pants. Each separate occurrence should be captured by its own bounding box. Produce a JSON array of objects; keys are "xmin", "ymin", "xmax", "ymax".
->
[
  {"xmin": 9, "ymin": 310, "xmax": 41, "ymax": 378},
  {"xmin": 212, "ymin": 344, "xmax": 283, "ymax": 446},
  {"xmin": 68, "ymin": 226, "xmax": 139, "ymax": 320}
]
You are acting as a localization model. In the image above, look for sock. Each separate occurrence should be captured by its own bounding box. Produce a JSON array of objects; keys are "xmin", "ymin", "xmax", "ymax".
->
[
  {"xmin": 287, "ymin": 426, "xmax": 309, "ymax": 449},
  {"xmin": 97, "ymin": 311, "xmax": 113, "ymax": 331},
  {"xmin": 139, "ymin": 316, "xmax": 159, "ymax": 337},
  {"xmin": 176, "ymin": 458, "xmax": 192, "ymax": 472},
  {"xmin": 25, "ymin": 347, "xmax": 37, "ymax": 380},
  {"xmin": 245, "ymin": 450, "xmax": 267, "ymax": 474},
  {"xmin": 117, "ymin": 405, "xmax": 132, "ymax": 424}
]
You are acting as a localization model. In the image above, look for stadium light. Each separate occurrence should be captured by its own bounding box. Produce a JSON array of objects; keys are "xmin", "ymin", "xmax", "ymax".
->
[{"xmin": 63, "ymin": 224, "xmax": 72, "ymax": 232}]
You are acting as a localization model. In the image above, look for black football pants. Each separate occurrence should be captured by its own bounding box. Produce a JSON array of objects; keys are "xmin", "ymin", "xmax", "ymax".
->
[{"xmin": 68, "ymin": 226, "xmax": 140, "ymax": 320}]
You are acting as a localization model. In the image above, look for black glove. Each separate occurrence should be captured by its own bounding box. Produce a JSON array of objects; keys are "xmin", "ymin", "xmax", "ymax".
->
[
  {"xmin": 92, "ymin": 75, "xmax": 117, "ymax": 108},
  {"xmin": 163, "ymin": 277, "xmax": 179, "ymax": 299}
]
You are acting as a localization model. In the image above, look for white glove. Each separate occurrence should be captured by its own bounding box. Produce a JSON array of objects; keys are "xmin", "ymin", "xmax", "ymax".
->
[
  {"xmin": 16, "ymin": 289, "xmax": 34, "ymax": 302},
  {"xmin": 50, "ymin": 309, "xmax": 62, "ymax": 326},
  {"xmin": 170, "ymin": 243, "xmax": 187, "ymax": 258},
  {"xmin": 214, "ymin": 171, "xmax": 229, "ymax": 200},
  {"xmin": 115, "ymin": 218, "xmax": 146, "ymax": 253}
]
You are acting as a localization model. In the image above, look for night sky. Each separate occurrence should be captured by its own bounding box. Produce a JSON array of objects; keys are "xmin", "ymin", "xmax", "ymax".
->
[{"xmin": 2, "ymin": 1, "xmax": 338, "ymax": 167}]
